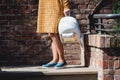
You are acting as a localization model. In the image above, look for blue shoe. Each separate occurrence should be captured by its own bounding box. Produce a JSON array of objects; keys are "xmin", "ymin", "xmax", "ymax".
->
[
  {"xmin": 42, "ymin": 62, "xmax": 57, "ymax": 68},
  {"xmin": 54, "ymin": 61, "xmax": 67, "ymax": 69}
]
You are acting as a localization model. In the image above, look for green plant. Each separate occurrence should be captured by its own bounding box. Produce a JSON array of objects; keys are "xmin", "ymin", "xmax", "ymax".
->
[{"xmin": 112, "ymin": 0, "xmax": 120, "ymax": 36}]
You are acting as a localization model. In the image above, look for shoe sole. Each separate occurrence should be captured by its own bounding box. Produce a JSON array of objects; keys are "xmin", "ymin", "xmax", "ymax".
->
[
  {"xmin": 41, "ymin": 66, "xmax": 53, "ymax": 69},
  {"xmin": 54, "ymin": 65, "xmax": 67, "ymax": 69}
]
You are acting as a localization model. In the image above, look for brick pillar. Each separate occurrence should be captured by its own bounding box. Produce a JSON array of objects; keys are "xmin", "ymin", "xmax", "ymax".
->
[{"xmin": 85, "ymin": 34, "xmax": 120, "ymax": 80}]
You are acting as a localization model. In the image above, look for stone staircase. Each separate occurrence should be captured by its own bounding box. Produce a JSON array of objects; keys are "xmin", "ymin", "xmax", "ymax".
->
[{"xmin": 0, "ymin": 65, "xmax": 97, "ymax": 80}]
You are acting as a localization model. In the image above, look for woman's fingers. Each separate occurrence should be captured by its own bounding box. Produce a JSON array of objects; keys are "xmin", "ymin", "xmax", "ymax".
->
[{"xmin": 64, "ymin": 9, "xmax": 70, "ymax": 16}]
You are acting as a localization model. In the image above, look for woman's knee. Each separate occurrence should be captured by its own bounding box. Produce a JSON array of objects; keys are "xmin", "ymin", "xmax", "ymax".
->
[
  {"xmin": 49, "ymin": 33, "xmax": 58, "ymax": 38},
  {"xmin": 49, "ymin": 33, "xmax": 61, "ymax": 42}
]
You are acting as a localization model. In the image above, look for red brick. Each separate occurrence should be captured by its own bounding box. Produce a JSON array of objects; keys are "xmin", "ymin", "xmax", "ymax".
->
[
  {"xmin": 103, "ymin": 54, "xmax": 109, "ymax": 60},
  {"xmin": 114, "ymin": 75, "xmax": 120, "ymax": 80},
  {"xmin": 114, "ymin": 60, "xmax": 120, "ymax": 69},
  {"xmin": 103, "ymin": 60, "xmax": 108, "ymax": 69},
  {"xmin": 67, "ymin": 60, "xmax": 81, "ymax": 65},
  {"xmin": 108, "ymin": 60, "xmax": 114, "ymax": 69},
  {"xmin": 78, "ymin": 5, "xmax": 87, "ymax": 9},
  {"xmin": 98, "ymin": 60, "xmax": 103, "ymax": 68},
  {"xmin": 103, "ymin": 75, "xmax": 113, "ymax": 80},
  {"xmin": 65, "ymin": 55, "xmax": 80, "ymax": 60},
  {"xmin": 103, "ymin": 8, "xmax": 112, "ymax": 14},
  {"xmin": 115, "ymin": 69, "xmax": 120, "ymax": 75},
  {"xmin": 79, "ymin": 19, "xmax": 88, "ymax": 25},
  {"xmin": 104, "ymin": 70, "xmax": 115, "ymax": 75},
  {"xmin": 88, "ymin": 5, "xmax": 95, "ymax": 9}
]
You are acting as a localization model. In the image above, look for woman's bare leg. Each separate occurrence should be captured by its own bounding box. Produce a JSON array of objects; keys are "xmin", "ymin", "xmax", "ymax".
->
[
  {"xmin": 50, "ymin": 34, "xmax": 65, "ymax": 63},
  {"xmin": 49, "ymin": 38, "xmax": 59, "ymax": 63}
]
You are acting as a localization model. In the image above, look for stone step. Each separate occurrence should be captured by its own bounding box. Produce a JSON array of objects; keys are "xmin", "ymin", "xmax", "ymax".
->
[{"xmin": 0, "ymin": 65, "xmax": 98, "ymax": 80}]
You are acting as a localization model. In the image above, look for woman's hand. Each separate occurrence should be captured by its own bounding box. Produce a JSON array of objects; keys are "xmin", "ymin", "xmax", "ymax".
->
[{"xmin": 64, "ymin": 9, "xmax": 70, "ymax": 16}]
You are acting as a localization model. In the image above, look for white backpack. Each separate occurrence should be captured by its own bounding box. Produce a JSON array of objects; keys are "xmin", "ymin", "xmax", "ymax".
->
[{"xmin": 58, "ymin": 16, "xmax": 81, "ymax": 43}]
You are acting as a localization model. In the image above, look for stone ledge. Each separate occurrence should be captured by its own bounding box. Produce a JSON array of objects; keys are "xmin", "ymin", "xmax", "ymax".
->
[
  {"xmin": 1, "ymin": 65, "xmax": 97, "ymax": 75},
  {"xmin": 87, "ymin": 34, "xmax": 120, "ymax": 48}
]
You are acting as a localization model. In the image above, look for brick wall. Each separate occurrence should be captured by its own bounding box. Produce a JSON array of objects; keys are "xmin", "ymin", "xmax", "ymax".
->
[
  {"xmin": 0, "ymin": 0, "xmax": 51, "ymax": 66},
  {"xmin": 0, "ymin": 0, "xmax": 116, "ymax": 66}
]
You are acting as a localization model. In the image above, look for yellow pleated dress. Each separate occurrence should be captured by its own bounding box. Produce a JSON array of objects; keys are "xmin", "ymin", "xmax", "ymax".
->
[{"xmin": 37, "ymin": 0, "xmax": 70, "ymax": 34}]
